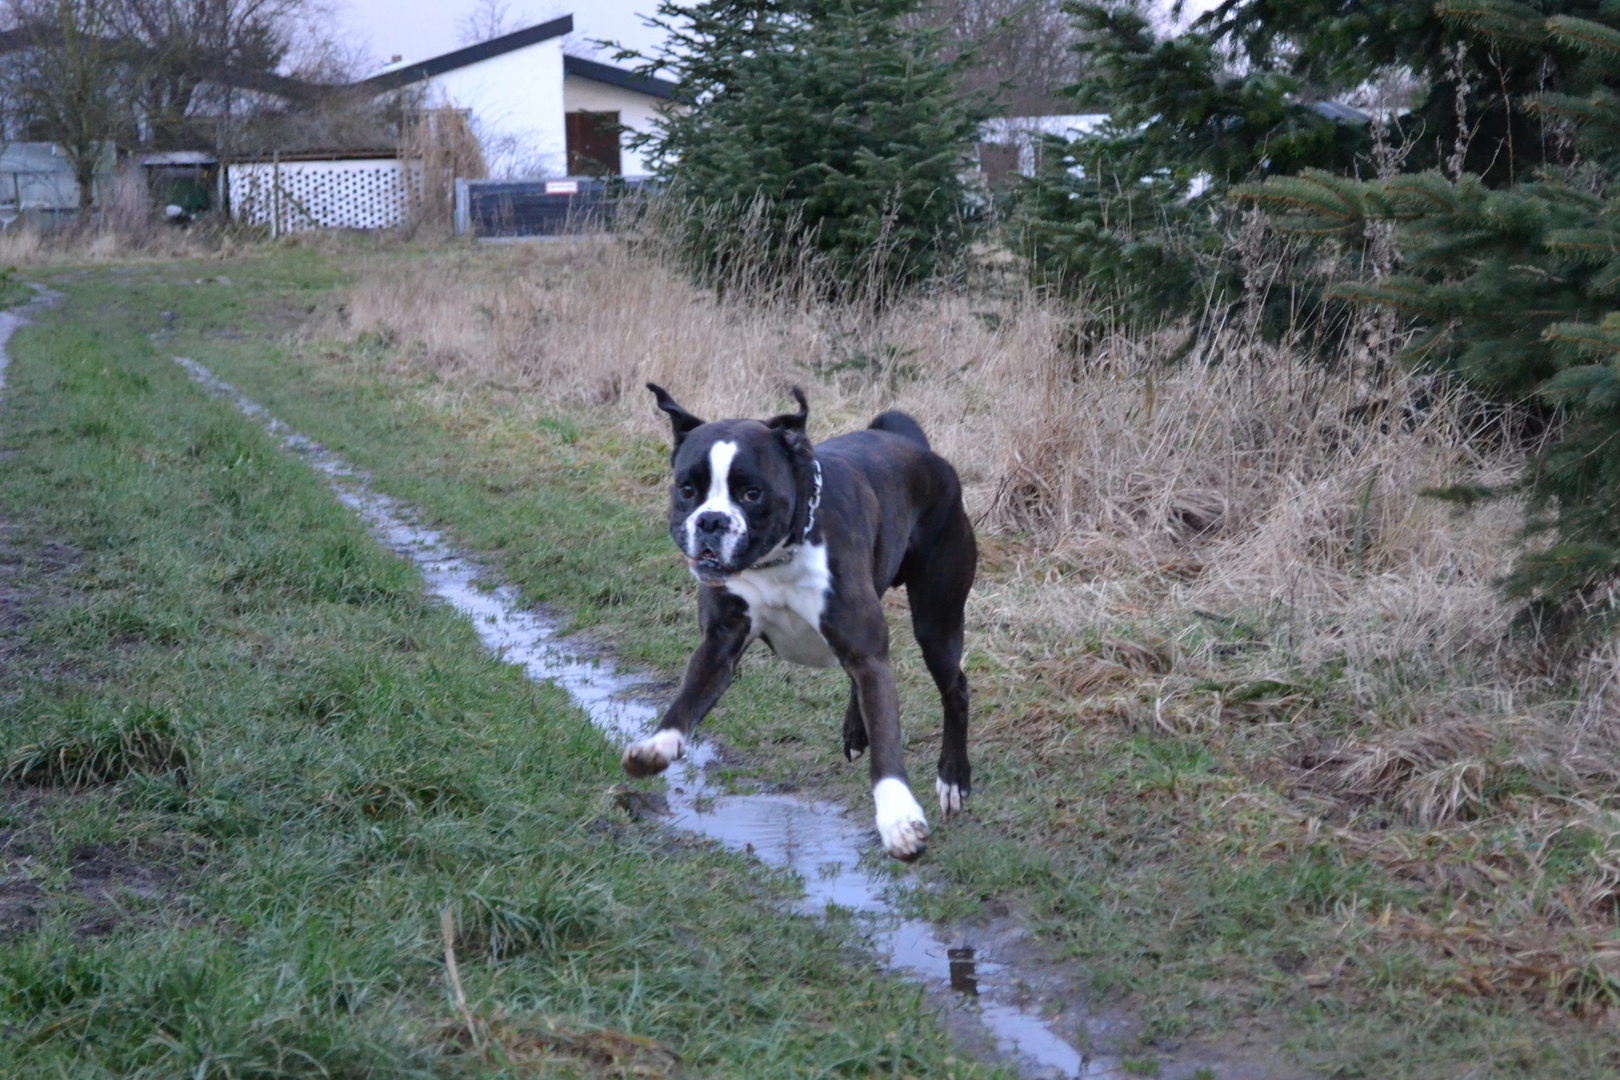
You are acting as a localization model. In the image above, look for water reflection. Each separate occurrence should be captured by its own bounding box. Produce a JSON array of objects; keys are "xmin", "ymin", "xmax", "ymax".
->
[{"xmin": 949, "ymin": 946, "xmax": 980, "ymax": 995}]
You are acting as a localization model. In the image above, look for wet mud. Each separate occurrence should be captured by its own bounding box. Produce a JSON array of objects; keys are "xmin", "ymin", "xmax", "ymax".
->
[{"xmin": 0, "ymin": 812, "xmax": 182, "ymax": 942}]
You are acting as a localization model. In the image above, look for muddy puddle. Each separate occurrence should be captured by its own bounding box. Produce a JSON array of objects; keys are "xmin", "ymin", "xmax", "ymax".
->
[{"xmin": 171, "ymin": 356, "xmax": 1255, "ymax": 1080}]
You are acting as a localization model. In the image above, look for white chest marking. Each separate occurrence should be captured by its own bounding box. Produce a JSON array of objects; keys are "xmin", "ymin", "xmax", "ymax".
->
[
  {"xmin": 684, "ymin": 440, "xmax": 746, "ymax": 561},
  {"xmin": 723, "ymin": 542, "xmax": 837, "ymax": 668}
]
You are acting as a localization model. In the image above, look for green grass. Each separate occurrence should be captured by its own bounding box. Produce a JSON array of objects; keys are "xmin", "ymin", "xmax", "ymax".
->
[
  {"xmin": 0, "ymin": 254, "xmax": 1005, "ymax": 1078},
  {"xmin": 14, "ymin": 243, "xmax": 1620, "ymax": 1078}
]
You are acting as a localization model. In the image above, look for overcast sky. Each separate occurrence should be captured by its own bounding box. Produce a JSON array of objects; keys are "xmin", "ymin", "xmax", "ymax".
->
[{"xmin": 328, "ymin": 0, "xmax": 669, "ymax": 72}]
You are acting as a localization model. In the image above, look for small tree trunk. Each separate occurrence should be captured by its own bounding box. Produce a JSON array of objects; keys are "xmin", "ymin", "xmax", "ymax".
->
[{"xmin": 77, "ymin": 160, "xmax": 95, "ymax": 215}]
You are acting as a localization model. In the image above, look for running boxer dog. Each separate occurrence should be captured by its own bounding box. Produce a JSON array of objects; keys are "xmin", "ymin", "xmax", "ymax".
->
[{"xmin": 621, "ymin": 383, "xmax": 976, "ymax": 861}]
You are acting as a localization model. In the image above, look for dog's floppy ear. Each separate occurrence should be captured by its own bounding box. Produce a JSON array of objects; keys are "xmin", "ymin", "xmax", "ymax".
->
[
  {"xmin": 647, "ymin": 383, "xmax": 705, "ymax": 449},
  {"xmin": 765, "ymin": 386, "xmax": 809, "ymax": 432}
]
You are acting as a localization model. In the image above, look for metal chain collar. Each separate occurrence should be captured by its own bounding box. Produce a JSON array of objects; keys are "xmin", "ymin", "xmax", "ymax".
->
[
  {"xmin": 748, "ymin": 458, "xmax": 821, "ymax": 571},
  {"xmin": 802, "ymin": 458, "xmax": 822, "ymax": 542}
]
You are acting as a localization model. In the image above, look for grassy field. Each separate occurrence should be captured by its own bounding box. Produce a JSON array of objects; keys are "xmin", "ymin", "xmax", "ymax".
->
[
  {"xmin": 0, "ymin": 251, "xmax": 1005, "ymax": 1078},
  {"xmin": 7, "ymin": 236, "xmax": 1620, "ymax": 1078}
]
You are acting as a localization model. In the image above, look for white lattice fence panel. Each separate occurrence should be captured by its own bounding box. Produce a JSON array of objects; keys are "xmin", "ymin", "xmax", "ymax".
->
[{"xmin": 229, "ymin": 160, "xmax": 409, "ymax": 231}]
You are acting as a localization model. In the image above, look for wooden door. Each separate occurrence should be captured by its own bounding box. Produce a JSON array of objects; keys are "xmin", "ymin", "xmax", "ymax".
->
[{"xmin": 566, "ymin": 112, "xmax": 622, "ymax": 176}]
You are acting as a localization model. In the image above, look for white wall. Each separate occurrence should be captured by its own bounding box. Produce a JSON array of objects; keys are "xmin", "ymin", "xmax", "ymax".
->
[
  {"xmin": 562, "ymin": 76, "xmax": 672, "ymax": 177},
  {"xmin": 427, "ymin": 38, "xmax": 567, "ymax": 179}
]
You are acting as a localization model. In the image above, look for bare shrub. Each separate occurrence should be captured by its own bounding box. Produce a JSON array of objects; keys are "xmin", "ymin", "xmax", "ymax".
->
[
  {"xmin": 400, "ymin": 106, "xmax": 487, "ymax": 235},
  {"xmin": 107, "ymin": 159, "xmax": 153, "ymax": 234}
]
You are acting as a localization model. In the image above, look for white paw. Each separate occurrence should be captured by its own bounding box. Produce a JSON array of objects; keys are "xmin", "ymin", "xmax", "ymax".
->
[
  {"xmin": 936, "ymin": 777, "xmax": 964, "ymax": 820},
  {"xmin": 621, "ymin": 729, "xmax": 685, "ymax": 777},
  {"xmin": 873, "ymin": 778, "xmax": 929, "ymax": 861}
]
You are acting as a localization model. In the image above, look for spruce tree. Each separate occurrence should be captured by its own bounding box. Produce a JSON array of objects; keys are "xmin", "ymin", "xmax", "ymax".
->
[
  {"xmin": 1011, "ymin": 0, "xmax": 1618, "ymax": 327},
  {"xmin": 1236, "ymin": 3, "xmax": 1620, "ymax": 607},
  {"xmin": 1008, "ymin": 1, "xmax": 1373, "ymax": 326},
  {"xmin": 630, "ymin": 0, "xmax": 989, "ymax": 295}
]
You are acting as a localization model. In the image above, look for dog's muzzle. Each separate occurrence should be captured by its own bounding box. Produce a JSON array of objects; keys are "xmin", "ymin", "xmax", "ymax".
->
[{"xmin": 687, "ymin": 511, "xmax": 741, "ymax": 578}]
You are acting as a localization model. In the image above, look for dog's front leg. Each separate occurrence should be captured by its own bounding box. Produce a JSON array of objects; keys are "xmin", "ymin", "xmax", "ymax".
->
[
  {"xmin": 841, "ymin": 648, "xmax": 930, "ymax": 861},
  {"xmin": 622, "ymin": 590, "xmax": 750, "ymax": 777}
]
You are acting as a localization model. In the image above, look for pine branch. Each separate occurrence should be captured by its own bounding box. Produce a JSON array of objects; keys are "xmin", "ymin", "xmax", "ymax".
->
[
  {"xmin": 1544, "ymin": 320, "xmax": 1620, "ymax": 355},
  {"xmin": 1438, "ymin": 0, "xmax": 1549, "ymax": 44},
  {"xmin": 1231, "ymin": 171, "xmax": 1368, "ymax": 231},
  {"xmin": 1546, "ymin": 15, "xmax": 1620, "ymax": 64},
  {"xmin": 1545, "ymin": 228, "xmax": 1620, "ymax": 261}
]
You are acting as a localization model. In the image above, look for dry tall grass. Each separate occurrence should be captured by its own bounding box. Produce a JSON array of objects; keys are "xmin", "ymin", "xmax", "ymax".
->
[
  {"xmin": 400, "ymin": 107, "xmax": 488, "ymax": 234},
  {"xmin": 335, "ymin": 237, "xmax": 1620, "ymax": 860},
  {"xmin": 342, "ymin": 237, "xmax": 1530, "ymax": 701},
  {"xmin": 0, "ymin": 220, "xmax": 235, "ymax": 265}
]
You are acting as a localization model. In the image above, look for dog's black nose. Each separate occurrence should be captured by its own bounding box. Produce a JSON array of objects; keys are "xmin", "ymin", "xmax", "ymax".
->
[{"xmin": 695, "ymin": 511, "xmax": 730, "ymax": 538}]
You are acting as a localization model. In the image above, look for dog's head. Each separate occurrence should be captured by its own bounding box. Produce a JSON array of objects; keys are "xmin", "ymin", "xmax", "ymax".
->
[{"xmin": 647, "ymin": 383, "xmax": 816, "ymax": 583}]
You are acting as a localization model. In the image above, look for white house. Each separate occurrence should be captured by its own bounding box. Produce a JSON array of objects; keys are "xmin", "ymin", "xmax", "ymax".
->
[
  {"xmin": 358, "ymin": 15, "xmax": 677, "ymax": 180},
  {"xmin": 224, "ymin": 16, "xmax": 676, "ymax": 233}
]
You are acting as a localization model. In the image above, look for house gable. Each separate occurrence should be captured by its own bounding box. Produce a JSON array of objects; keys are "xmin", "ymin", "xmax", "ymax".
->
[
  {"xmin": 340, "ymin": 15, "xmax": 680, "ymax": 180},
  {"xmin": 354, "ymin": 16, "xmax": 573, "ymax": 94},
  {"xmin": 562, "ymin": 56, "xmax": 676, "ymax": 101}
]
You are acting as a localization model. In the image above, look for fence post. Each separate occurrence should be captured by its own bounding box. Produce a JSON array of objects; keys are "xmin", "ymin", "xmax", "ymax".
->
[
  {"xmin": 454, "ymin": 178, "xmax": 469, "ymax": 236},
  {"xmin": 271, "ymin": 150, "xmax": 280, "ymax": 239}
]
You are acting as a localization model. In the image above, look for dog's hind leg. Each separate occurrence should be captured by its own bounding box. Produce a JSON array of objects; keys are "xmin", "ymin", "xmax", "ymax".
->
[
  {"xmin": 907, "ymin": 510, "xmax": 976, "ymax": 820},
  {"xmin": 916, "ymin": 617, "xmax": 970, "ymax": 819},
  {"xmin": 841, "ymin": 682, "xmax": 868, "ymax": 761}
]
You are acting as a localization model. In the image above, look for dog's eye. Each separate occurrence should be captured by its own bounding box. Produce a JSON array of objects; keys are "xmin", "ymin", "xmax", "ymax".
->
[
  {"xmin": 679, "ymin": 483, "xmax": 697, "ymax": 499},
  {"xmin": 740, "ymin": 487, "xmax": 762, "ymax": 504}
]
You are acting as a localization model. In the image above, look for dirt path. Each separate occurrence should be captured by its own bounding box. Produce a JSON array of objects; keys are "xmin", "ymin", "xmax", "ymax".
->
[
  {"xmin": 10, "ymin": 276, "xmax": 1046, "ymax": 1078},
  {"xmin": 173, "ymin": 355, "xmax": 1306, "ymax": 1080}
]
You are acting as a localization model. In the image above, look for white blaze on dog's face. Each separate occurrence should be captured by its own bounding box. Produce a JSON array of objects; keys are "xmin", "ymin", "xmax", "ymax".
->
[{"xmin": 682, "ymin": 440, "xmax": 747, "ymax": 565}]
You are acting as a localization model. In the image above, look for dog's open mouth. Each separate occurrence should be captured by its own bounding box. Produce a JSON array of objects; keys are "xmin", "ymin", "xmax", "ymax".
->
[{"xmin": 688, "ymin": 550, "xmax": 731, "ymax": 580}]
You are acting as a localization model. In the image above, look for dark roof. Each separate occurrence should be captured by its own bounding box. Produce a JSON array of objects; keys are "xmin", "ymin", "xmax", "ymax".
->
[
  {"xmin": 353, "ymin": 15, "xmax": 573, "ymax": 93},
  {"xmin": 563, "ymin": 55, "xmax": 678, "ymax": 100}
]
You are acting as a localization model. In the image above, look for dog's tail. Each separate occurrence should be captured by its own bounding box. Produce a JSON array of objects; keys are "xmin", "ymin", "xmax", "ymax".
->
[{"xmin": 868, "ymin": 410, "xmax": 930, "ymax": 451}]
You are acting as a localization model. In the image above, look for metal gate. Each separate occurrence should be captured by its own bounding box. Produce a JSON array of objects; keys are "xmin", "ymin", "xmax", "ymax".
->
[{"xmin": 453, "ymin": 177, "xmax": 648, "ymax": 238}]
